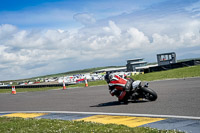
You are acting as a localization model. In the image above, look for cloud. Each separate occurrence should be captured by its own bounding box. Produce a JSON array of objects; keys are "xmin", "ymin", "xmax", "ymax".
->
[
  {"xmin": 103, "ymin": 21, "xmax": 121, "ymax": 36},
  {"xmin": 185, "ymin": 1, "xmax": 200, "ymax": 14},
  {"xmin": 73, "ymin": 13, "xmax": 96, "ymax": 25},
  {"xmin": 1, "ymin": 0, "xmax": 200, "ymax": 80},
  {"xmin": 126, "ymin": 27, "xmax": 149, "ymax": 49},
  {"xmin": 0, "ymin": 24, "xmax": 17, "ymax": 40},
  {"xmin": 1, "ymin": 17, "xmax": 200, "ymax": 81}
]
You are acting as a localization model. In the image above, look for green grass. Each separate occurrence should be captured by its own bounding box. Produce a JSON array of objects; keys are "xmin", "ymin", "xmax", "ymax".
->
[
  {"xmin": 0, "ymin": 87, "xmax": 61, "ymax": 94},
  {"xmin": 0, "ymin": 80, "xmax": 107, "ymax": 93},
  {"xmin": 1, "ymin": 65, "xmax": 200, "ymax": 94},
  {"xmin": 69, "ymin": 80, "xmax": 107, "ymax": 88},
  {"xmin": 0, "ymin": 117, "xmax": 183, "ymax": 133},
  {"xmin": 2, "ymin": 66, "xmax": 197, "ymax": 132},
  {"xmin": 131, "ymin": 65, "xmax": 200, "ymax": 81}
]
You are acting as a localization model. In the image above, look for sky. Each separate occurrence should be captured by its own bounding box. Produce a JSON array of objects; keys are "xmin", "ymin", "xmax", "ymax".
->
[{"xmin": 0, "ymin": 0, "xmax": 200, "ymax": 81}]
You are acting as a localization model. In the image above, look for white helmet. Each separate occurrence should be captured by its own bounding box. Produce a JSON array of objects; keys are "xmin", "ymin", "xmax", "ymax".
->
[{"xmin": 109, "ymin": 72, "xmax": 125, "ymax": 80}]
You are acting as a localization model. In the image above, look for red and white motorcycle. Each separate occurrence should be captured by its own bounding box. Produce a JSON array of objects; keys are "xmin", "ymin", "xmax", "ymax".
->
[{"xmin": 106, "ymin": 73, "xmax": 157, "ymax": 103}]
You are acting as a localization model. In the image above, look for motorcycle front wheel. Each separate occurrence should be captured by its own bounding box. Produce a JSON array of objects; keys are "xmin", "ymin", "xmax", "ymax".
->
[{"xmin": 141, "ymin": 87, "xmax": 157, "ymax": 101}]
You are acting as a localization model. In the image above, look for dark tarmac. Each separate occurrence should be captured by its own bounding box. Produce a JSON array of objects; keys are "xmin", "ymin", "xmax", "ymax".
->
[{"xmin": 1, "ymin": 77, "xmax": 200, "ymax": 117}]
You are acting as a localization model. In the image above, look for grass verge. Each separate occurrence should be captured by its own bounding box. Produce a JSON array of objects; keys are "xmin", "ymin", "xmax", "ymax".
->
[
  {"xmin": 0, "ymin": 87, "xmax": 61, "ymax": 94},
  {"xmin": 0, "ymin": 65, "xmax": 200, "ymax": 94},
  {"xmin": 69, "ymin": 80, "xmax": 107, "ymax": 88},
  {"xmin": 131, "ymin": 65, "xmax": 200, "ymax": 81},
  {"xmin": 0, "ymin": 117, "xmax": 184, "ymax": 133}
]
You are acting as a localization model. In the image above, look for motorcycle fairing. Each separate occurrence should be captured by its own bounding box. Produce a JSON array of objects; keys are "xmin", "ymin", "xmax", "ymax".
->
[{"xmin": 132, "ymin": 80, "xmax": 141, "ymax": 89}]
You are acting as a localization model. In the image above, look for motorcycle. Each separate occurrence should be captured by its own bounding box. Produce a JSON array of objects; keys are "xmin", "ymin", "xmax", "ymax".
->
[{"xmin": 109, "ymin": 79, "xmax": 158, "ymax": 103}]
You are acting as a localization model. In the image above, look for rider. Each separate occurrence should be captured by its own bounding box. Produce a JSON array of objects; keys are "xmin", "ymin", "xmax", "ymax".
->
[{"xmin": 105, "ymin": 72, "xmax": 134, "ymax": 102}]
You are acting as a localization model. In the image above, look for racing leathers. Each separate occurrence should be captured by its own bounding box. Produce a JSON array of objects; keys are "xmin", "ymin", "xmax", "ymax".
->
[{"xmin": 108, "ymin": 74, "xmax": 134, "ymax": 101}]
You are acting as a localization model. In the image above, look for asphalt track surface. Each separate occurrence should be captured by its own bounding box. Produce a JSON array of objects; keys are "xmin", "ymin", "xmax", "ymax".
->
[
  {"xmin": 1, "ymin": 77, "xmax": 200, "ymax": 132},
  {"xmin": 1, "ymin": 77, "xmax": 200, "ymax": 118}
]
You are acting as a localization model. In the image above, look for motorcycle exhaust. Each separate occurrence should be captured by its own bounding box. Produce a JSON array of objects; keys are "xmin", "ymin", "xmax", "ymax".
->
[{"xmin": 144, "ymin": 82, "xmax": 149, "ymax": 87}]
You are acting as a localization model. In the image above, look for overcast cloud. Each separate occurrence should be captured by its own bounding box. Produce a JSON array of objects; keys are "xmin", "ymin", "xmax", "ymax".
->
[{"xmin": 0, "ymin": 0, "xmax": 200, "ymax": 81}]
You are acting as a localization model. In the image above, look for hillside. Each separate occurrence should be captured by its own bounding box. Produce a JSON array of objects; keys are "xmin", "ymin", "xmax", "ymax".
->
[{"xmin": 1, "ymin": 66, "xmax": 124, "ymax": 83}]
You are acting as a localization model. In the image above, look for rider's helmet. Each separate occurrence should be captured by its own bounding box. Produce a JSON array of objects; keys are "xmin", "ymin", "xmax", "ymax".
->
[
  {"xmin": 109, "ymin": 73, "xmax": 117, "ymax": 80},
  {"xmin": 105, "ymin": 72, "xmax": 126, "ymax": 83},
  {"xmin": 112, "ymin": 72, "xmax": 125, "ymax": 78}
]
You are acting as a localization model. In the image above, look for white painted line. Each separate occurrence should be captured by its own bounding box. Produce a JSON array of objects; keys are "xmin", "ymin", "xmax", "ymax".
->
[{"xmin": 1, "ymin": 111, "xmax": 200, "ymax": 120}]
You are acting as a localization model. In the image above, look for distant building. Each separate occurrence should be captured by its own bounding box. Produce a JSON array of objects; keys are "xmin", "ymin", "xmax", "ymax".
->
[
  {"xmin": 126, "ymin": 58, "xmax": 147, "ymax": 72},
  {"xmin": 157, "ymin": 52, "xmax": 176, "ymax": 66}
]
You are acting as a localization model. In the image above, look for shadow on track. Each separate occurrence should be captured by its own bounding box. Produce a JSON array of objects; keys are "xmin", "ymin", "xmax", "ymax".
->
[{"xmin": 90, "ymin": 100, "xmax": 148, "ymax": 107}]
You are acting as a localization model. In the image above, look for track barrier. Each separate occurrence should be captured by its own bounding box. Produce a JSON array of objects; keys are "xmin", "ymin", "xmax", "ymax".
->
[{"xmin": 11, "ymin": 86, "xmax": 16, "ymax": 94}]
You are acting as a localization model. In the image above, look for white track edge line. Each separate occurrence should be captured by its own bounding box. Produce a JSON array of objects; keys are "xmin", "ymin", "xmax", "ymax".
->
[{"xmin": 1, "ymin": 111, "xmax": 200, "ymax": 120}]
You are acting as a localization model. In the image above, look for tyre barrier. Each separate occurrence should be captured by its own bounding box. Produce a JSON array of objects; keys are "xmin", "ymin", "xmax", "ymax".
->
[{"xmin": 0, "ymin": 83, "xmax": 75, "ymax": 89}]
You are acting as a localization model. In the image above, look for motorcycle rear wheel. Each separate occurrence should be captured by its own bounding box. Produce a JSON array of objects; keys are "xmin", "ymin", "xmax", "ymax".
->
[{"xmin": 141, "ymin": 87, "xmax": 157, "ymax": 101}]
